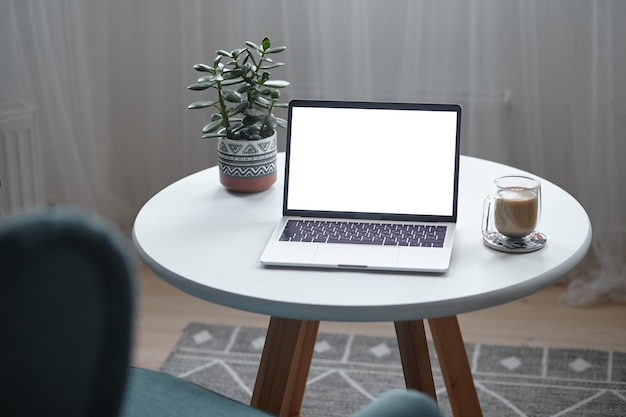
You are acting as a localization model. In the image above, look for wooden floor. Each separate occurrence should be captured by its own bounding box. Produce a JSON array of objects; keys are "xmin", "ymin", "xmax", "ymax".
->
[{"xmin": 134, "ymin": 266, "xmax": 626, "ymax": 370}]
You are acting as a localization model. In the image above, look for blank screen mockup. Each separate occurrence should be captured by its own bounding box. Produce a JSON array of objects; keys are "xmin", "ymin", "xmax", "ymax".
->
[{"xmin": 285, "ymin": 105, "xmax": 459, "ymax": 218}]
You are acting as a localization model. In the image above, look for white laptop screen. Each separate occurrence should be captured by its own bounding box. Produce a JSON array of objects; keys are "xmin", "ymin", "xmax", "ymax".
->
[{"xmin": 284, "ymin": 101, "xmax": 461, "ymax": 221}]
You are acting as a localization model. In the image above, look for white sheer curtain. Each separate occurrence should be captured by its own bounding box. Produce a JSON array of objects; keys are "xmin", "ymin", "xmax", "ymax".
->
[
  {"xmin": 4, "ymin": 0, "xmax": 624, "ymax": 305},
  {"xmin": 5, "ymin": 1, "xmax": 132, "ymax": 227}
]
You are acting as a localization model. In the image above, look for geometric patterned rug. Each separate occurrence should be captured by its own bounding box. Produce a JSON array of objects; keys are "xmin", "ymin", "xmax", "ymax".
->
[{"xmin": 161, "ymin": 323, "xmax": 626, "ymax": 417}]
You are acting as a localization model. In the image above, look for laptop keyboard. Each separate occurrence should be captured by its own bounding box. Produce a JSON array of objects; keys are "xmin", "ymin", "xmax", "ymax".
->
[{"xmin": 279, "ymin": 220, "xmax": 447, "ymax": 247}]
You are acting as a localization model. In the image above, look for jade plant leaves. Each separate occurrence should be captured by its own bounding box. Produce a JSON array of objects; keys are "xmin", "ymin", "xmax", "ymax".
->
[{"xmin": 188, "ymin": 37, "xmax": 289, "ymax": 140}]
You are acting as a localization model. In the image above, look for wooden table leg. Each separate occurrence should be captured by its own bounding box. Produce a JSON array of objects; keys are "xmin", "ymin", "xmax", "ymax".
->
[
  {"xmin": 394, "ymin": 320, "xmax": 437, "ymax": 400},
  {"xmin": 250, "ymin": 316, "xmax": 320, "ymax": 417},
  {"xmin": 428, "ymin": 315, "xmax": 483, "ymax": 417}
]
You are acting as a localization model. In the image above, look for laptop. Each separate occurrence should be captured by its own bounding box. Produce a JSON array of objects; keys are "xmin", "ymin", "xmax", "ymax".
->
[{"xmin": 260, "ymin": 100, "xmax": 462, "ymax": 273}]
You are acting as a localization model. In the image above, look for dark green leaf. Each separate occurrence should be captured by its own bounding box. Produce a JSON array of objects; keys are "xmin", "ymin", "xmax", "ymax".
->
[
  {"xmin": 245, "ymin": 41, "xmax": 262, "ymax": 52},
  {"xmin": 223, "ymin": 68, "xmax": 244, "ymax": 79},
  {"xmin": 193, "ymin": 63, "xmax": 213, "ymax": 72},
  {"xmin": 201, "ymin": 132, "xmax": 226, "ymax": 139},
  {"xmin": 216, "ymin": 49, "xmax": 231, "ymax": 57},
  {"xmin": 222, "ymin": 90, "xmax": 243, "ymax": 103},
  {"xmin": 276, "ymin": 117, "xmax": 288, "ymax": 128},
  {"xmin": 202, "ymin": 118, "xmax": 224, "ymax": 133},
  {"xmin": 232, "ymin": 48, "xmax": 245, "ymax": 58},
  {"xmin": 229, "ymin": 102, "xmax": 249, "ymax": 116},
  {"xmin": 235, "ymin": 84, "xmax": 249, "ymax": 93},
  {"xmin": 188, "ymin": 82, "xmax": 212, "ymax": 91},
  {"xmin": 243, "ymin": 115, "xmax": 262, "ymax": 126},
  {"xmin": 262, "ymin": 37, "xmax": 271, "ymax": 51},
  {"xmin": 221, "ymin": 78, "xmax": 243, "ymax": 86},
  {"xmin": 188, "ymin": 100, "xmax": 218, "ymax": 109},
  {"xmin": 197, "ymin": 75, "xmax": 214, "ymax": 83},
  {"xmin": 259, "ymin": 62, "xmax": 285, "ymax": 70},
  {"xmin": 265, "ymin": 113, "xmax": 277, "ymax": 128},
  {"xmin": 244, "ymin": 108, "xmax": 264, "ymax": 118},
  {"xmin": 253, "ymin": 96, "xmax": 271, "ymax": 108},
  {"xmin": 266, "ymin": 46, "xmax": 287, "ymax": 54}
]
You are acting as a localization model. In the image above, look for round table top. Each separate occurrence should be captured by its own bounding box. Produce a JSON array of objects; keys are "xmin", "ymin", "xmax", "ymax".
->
[{"xmin": 133, "ymin": 154, "xmax": 591, "ymax": 322}]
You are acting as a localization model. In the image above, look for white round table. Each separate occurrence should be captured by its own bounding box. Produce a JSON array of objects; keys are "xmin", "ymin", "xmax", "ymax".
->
[{"xmin": 133, "ymin": 154, "xmax": 591, "ymax": 417}]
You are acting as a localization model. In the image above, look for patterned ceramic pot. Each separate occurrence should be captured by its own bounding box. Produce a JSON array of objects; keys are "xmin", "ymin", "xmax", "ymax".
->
[{"xmin": 217, "ymin": 130, "xmax": 278, "ymax": 193}]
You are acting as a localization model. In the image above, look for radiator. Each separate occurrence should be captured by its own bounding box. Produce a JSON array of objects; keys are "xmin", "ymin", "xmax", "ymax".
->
[{"xmin": 0, "ymin": 100, "xmax": 45, "ymax": 216}]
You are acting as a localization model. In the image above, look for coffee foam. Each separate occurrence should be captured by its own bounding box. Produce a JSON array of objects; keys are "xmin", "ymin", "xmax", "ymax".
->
[{"xmin": 497, "ymin": 188, "xmax": 536, "ymax": 200}]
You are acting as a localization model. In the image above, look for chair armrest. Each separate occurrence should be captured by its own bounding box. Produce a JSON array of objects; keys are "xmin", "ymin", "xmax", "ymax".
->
[{"xmin": 350, "ymin": 389, "xmax": 442, "ymax": 417}]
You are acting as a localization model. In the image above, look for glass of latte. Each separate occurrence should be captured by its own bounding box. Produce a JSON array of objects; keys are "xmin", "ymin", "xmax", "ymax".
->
[{"xmin": 483, "ymin": 176, "xmax": 541, "ymax": 240}]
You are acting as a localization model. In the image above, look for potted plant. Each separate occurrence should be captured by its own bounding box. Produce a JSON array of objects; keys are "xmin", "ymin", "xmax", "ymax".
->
[{"xmin": 188, "ymin": 37, "xmax": 289, "ymax": 192}]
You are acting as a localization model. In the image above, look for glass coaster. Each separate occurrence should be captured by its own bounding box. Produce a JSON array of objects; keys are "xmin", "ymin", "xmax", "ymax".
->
[{"xmin": 483, "ymin": 231, "xmax": 547, "ymax": 253}]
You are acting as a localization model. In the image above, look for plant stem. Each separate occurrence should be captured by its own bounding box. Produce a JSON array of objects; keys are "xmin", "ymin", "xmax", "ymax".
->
[{"xmin": 215, "ymin": 80, "xmax": 231, "ymax": 136}]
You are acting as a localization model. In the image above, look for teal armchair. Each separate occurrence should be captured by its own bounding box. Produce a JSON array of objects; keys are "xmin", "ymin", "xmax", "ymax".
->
[{"xmin": 0, "ymin": 208, "xmax": 442, "ymax": 417}]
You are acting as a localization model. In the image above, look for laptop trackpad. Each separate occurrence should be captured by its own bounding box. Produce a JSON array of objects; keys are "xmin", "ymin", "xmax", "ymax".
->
[{"xmin": 312, "ymin": 244, "xmax": 399, "ymax": 268}]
